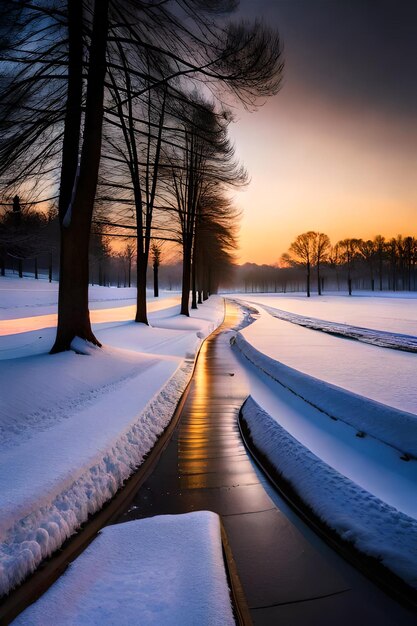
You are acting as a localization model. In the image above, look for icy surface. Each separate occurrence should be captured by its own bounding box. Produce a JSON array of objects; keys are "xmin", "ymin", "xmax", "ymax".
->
[
  {"xmin": 13, "ymin": 512, "xmax": 234, "ymax": 626},
  {"xmin": 242, "ymin": 396, "xmax": 417, "ymax": 589},
  {"xmin": 0, "ymin": 280, "xmax": 224, "ymax": 596},
  {"xmin": 232, "ymin": 301, "xmax": 417, "ymax": 416}
]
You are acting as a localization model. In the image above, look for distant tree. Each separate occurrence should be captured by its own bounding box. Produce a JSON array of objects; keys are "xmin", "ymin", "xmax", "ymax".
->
[
  {"xmin": 314, "ymin": 232, "xmax": 330, "ymax": 295},
  {"xmin": 151, "ymin": 242, "xmax": 162, "ymax": 297},
  {"xmin": 403, "ymin": 236, "xmax": 417, "ymax": 291},
  {"xmin": 388, "ymin": 237, "xmax": 398, "ymax": 291},
  {"xmin": 337, "ymin": 238, "xmax": 360, "ymax": 295},
  {"xmin": 0, "ymin": 196, "xmax": 55, "ymax": 278},
  {"xmin": 90, "ymin": 226, "xmax": 111, "ymax": 286},
  {"xmin": 358, "ymin": 239, "xmax": 376, "ymax": 291},
  {"xmin": 373, "ymin": 235, "xmax": 386, "ymax": 291},
  {"xmin": 287, "ymin": 231, "xmax": 317, "ymax": 297},
  {"xmin": 123, "ymin": 243, "xmax": 135, "ymax": 289},
  {"xmin": 194, "ymin": 191, "xmax": 239, "ymax": 298}
]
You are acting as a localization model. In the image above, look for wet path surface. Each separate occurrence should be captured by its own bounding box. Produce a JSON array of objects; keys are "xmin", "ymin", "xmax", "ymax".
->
[{"xmin": 114, "ymin": 302, "xmax": 416, "ymax": 625}]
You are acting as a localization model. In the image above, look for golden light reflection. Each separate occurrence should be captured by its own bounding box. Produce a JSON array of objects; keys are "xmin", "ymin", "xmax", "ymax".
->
[
  {"xmin": 0, "ymin": 296, "xmax": 180, "ymax": 336},
  {"xmin": 177, "ymin": 305, "xmax": 249, "ymax": 486}
]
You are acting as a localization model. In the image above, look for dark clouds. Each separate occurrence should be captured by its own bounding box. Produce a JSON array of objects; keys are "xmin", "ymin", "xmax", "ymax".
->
[{"xmin": 237, "ymin": 0, "xmax": 417, "ymax": 120}]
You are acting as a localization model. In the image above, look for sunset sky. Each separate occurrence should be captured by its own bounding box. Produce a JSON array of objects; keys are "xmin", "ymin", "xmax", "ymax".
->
[{"xmin": 230, "ymin": 0, "xmax": 417, "ymax": 264}]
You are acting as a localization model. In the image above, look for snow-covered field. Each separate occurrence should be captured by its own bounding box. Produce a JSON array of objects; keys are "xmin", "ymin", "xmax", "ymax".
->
[
  {"xmin": 232, "ymin": 291, "xmax": 417, "ymax": 335},
  {"xmin": 232, "ymin": 295, "xmax": 417, "ymax": 415},
  {"xmin": 14, "ymin": 512, "xmax": 234, "ymax": 626},
  {"xmin": 229, "ymin": 293, "xmax": 417, "ymax": 588},
  {"xmin": 0, "ymin": 277, "xmax": 224, "ymax": 596}
]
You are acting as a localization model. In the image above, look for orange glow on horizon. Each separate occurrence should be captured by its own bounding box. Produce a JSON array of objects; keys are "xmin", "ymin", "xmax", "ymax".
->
[{"xmin": 230, "ymin": 81, "xmax": 417, "ymax": 265}]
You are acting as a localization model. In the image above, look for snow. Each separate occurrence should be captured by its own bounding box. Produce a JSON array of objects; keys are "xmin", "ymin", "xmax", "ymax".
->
[
  {"xmin": 231, "ymin": 299, "xmax": 417, "ymax": 416},
  {"xmin": 241, "ymin": 396, "xmax": 417, "ymax": 589},
  {"xmin": 232, "ymin": 344, "xmax": 417, "ymax": 520},
  {"xmin": 231, "ymin": 291, "xmax": 417, "ymax": 336},
  {"xmin": 13, "ymin": 512, "xmax": 235, "ymax": 626},
  {"xmin": 0, "ymin": 277, "xmax": 224, "ymax": 596},
  {"xmin": 13, "ymin": 511, "xmax": 235, "ymax": 626},
  {"xmin": 259, "ymin": 304, "xmax": 417, "ymax": 352},
  {"xmin": 0, "ymin": 276, "xmax": 144, "ymax": 318},
  {"xmin": 234, "ymin": 329, "xmax": 417, "ymax": 458}
]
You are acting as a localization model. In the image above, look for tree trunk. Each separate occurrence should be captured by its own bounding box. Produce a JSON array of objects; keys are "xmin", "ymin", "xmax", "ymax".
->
[
  {"xmin": 306, "ymin": 262, "xmax": 310, "ymax": 297},
  {"xmin": 153, "ymin": 262, "xmax": 159, "ymax": 298},
  {"xmin": 34, "ymin": 257, "xmax": 38, "ymax": 279},
  {"xmin": 181, "ymin": 243, "xmax": 192, "ymax": 316},
  {"xmin": 191, "ymin": 243, "xmax": 197, "ymax": 310},
  {"xmin": 198, "ymin": 290, "xmax": 203, "ymax": 304},
  {"xmin": 317, "ymin": 263, "xmax": 321, "ymax": 295},
  {"xmin": 18, "ymin": 259, "xmax": 23, "ymax": 278},
  {"xmin": 49, "ymin": 251, "xmax": 53, "ymax": 283},
  {"xmin": 51, "ymin": 0, "xmax": 109, "ymax": 353},
  {"xmin": 135, "ymin": 252, "xmax": 148, "ymax": 323}
]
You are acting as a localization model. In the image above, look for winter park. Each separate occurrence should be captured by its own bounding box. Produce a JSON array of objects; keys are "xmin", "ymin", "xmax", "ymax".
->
[{"xmin": 1, "ymin": 1, "xmax": 417, "ymax": 625}]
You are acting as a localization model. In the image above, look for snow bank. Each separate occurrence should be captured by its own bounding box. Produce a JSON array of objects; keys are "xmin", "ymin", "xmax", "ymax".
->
[
  {"xmin": 0, "ymin": 360, "xmax": 191, "ymax": 596},
  {"xmin": 241, "ymin": 396, "xmax": 417, "ymax": 589},
  {"xmin": 0, "ymin": 295, "xmax": 224, "ymax": 597},
  {"xmin": 235, "ymin": 332, "xmax": 417, "ymax": 458},
  {"xmin": 13, "ymin": 512, "xmax": 235, "ymax": 626}
]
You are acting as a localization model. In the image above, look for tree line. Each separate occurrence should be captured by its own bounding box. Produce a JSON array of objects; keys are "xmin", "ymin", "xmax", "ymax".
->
[
  {"xmin": 233, "ymin": 232, "xmax": 417, "ymax": 296},
  {"xmin": 0, "ymin": 0, "xmax": 283, "ymax": 351}
]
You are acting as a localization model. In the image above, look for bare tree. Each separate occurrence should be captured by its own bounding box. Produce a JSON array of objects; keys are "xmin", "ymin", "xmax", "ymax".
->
[
  {"xmin": 358, "ymin": 239, "xmax": 376, "ymax": 291},
  {"xmin": 314, "ymin": 232, "xmax": 330, "ymax": 295},
  {"xmin": 151, "ymin": 241, "xmax": 162, "ymax": 297},
  {"xmin": 337, "ymin": 238, "xmax": 360, "ymax": 295},
  {"xmin": 1, "ymin": 0, "xmax": 283, "ymax": 350},
  {"xmin": 286, "ymin": 231, "xmax": 317, "ymax": 297}
]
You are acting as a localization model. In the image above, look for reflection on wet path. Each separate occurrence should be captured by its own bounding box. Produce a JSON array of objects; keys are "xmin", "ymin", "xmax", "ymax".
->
[{"xmin": 115, "ymin": 301, "xmax": 416, "ymax": 625}]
